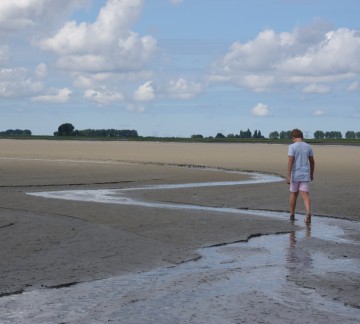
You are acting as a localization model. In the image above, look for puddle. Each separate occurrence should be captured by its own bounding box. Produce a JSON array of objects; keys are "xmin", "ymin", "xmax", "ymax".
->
[{"xmin": 1, "ymin": 171, "xmax": 359, "ymax": 323}]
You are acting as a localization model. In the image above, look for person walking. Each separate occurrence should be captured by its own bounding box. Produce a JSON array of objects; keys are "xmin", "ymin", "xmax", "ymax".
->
[{"xmin": 287, "ymin": 129, "xmax": 315, "ymax": 223}]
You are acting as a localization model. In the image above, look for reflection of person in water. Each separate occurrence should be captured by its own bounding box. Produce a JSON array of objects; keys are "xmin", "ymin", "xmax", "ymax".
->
[{"xmin": 287, "ymin": 225, "xmax": 312, "ymax": 273}]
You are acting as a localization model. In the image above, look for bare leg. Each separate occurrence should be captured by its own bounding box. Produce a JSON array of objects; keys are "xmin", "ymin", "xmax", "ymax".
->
[
  {"xmin": 300, "ymin": 191, "xmax": 311, "ymax": 223},
  {"xmin": 289, "ymin": 191, "xmax": 298, "ymax": 219}
]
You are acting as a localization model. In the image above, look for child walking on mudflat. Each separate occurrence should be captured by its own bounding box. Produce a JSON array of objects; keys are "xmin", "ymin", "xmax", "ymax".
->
[{"xmin": 287, "ymin": 129, "xmax": 315, "ymax": 223}]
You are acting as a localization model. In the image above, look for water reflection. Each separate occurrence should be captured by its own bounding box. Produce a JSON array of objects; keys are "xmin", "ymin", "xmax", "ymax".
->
[
  {"xmin": 287, "ymin": 224, "xmax": 312, "ymax": 274},
  {"xmin": 1, "ymin": 220, "xmax": 360, "ymax": 323}
]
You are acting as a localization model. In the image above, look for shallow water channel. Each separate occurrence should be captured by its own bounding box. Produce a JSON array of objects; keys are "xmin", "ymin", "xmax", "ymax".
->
[{"xmin": 1, "ymin": 171, "xmax": 359, "ymax": 323}]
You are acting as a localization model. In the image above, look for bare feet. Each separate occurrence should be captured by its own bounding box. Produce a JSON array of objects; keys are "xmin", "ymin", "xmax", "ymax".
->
[
  {"xmin": 305, "ymin": 213, "xmax": 311, "ymax": 224},
  {"xmin": 290, "ymin": 214, "xmax": 295, "ymax": 221}
]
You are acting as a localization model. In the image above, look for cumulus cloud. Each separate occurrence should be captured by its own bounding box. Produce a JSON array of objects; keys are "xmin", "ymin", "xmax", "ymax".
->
[
  {"xmin": 133, "ymin": 81, "xmax": 155, "ymax": 101},
  {"xmin": 0, "ymin": 0, "xmax": 47, "ymax": 30},
  {"xmin": 279, "ymin": 29, "xmax": 360, "ymax": 76},
  {"xmin": 73, "ymin": 73, "xmax": 111, "ymax": 89},
  {"xmin": 303, "ymin": 83, "xmax": 330, "ymax": 94},
  {"xmin": 0, "ymin": 67, "xmax": 43, "ymax": 97},
  {"xmin": 0, "ymin": 0, "xmax": 86, "ymax": 31},
  {"xmin": 251, "ymin": 103, "xmax": 270, "ymax": 117},
  {"xmin": 84, "ymin": 88, "xmax": 124, "ymax": 105},
  {"xmin": 31, "ymin": 87, "xmax": 72, "ymax": 103},
  {"xmin": 167, "ymin": 78, "xmax": 203, "ymax": 99},
  {"xmin": 39, "ymin": 0, "xmax": 157, "ymax": 73},
  {"xmin": 210, "ymin": 24, "xmax": 360, "ymax": 91}
]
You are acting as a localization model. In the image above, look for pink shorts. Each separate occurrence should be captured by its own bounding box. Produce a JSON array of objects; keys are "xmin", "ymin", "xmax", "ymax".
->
[{"xmin": 290, "ymin": 181, "xmax": 309, "ymax": 192}]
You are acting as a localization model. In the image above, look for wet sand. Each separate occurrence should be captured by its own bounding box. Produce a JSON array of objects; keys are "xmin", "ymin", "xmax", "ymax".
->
[{"xmin": 0, "ymin": 139, "xmax": 359, "ymax": 323}]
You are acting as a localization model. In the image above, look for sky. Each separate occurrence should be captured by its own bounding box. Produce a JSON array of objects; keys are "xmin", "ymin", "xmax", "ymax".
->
[{"xmin": 1, "ymin": 0, "xmax": 360, "ymax": 138}]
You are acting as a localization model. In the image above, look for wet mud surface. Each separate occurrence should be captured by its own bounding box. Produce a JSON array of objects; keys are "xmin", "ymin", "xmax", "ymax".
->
[
  {"xmin": 1, "ymin": 171, "xmax": 359, "ymax": 323},
  {"xmin": 0, "ymin": 214, "xmax": 359, "ymax": 323}
]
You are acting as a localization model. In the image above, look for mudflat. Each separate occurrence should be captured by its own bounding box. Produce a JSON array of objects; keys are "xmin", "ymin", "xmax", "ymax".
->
[
  {"xmin": 1, "ymin": 139, "xmax": 358, "ymax": 218},
  {"xmin": 0, "ymin": 139, "xmax": 359, "ymax": 321}
]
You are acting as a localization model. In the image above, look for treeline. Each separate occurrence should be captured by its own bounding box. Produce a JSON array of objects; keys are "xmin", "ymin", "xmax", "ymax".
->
[
  {"xmin": 269, "ymin": 131, "xmax": 292, "ymax": 140},
  {"xmin": 269, "ymin": 130, "xmax": 360, "ymax": 140},
  {"xmin": 54, "ymin": 123, "xmax": 138, "ymax": 138},
  {"xmin": 1, "ymin": 125, "xmax": 359, "ymax": 141},
  {"xmin": 314, "ymin": 130, "xmax": 360, "ymax": 139},
  {"xmin": 73, "ymin": 129, "xmax": 139, "ymax": 137},
  {"xmin": 0, "ymin": 129, "xmax": 32, "ymax": 136},
  {"xmin": 193, "ymin": 129, "xmax": 265, "ymax": 139},
  {"xmin": 193, "ymin": 129, "xmax": 359, "ymax": 140}
]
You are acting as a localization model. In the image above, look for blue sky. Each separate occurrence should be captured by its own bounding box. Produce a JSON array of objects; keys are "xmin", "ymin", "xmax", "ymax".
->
[{"xmin": 1, "ymin": 0, "xmax": 359, "ymax": 137}]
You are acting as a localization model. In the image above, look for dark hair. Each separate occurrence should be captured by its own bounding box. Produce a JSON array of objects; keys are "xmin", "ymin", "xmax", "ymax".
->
[{"xmin": 290, "ymin": 129, "xmax": 303, "ymax": 139}]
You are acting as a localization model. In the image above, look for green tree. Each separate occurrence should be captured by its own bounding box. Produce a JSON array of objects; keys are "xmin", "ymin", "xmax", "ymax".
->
[
  {"xmin": 345, "ymin": 131, "xmax": 356, "ymax": 139},
  {"xmin": 314, "ymin": 130, "xmax": 325, "ymax": 139},
  {"xmin": 325, "ymin": 131, "xmax": 342, "ymax": 139},
  {"xmin": 56, "ymin": 123, "xmax": 75, "ymax": 136},
  {"xmin": 215, "ymin": 132, "xmax": 225, "ymax": 138},
  {"xmin": 239, "ymin": 129, "xmax": 252, "ymax": 138},
  {"xmin": 280, "ymin": 130, "xmax": 291, "ymax": 140},
  {"xmin": 269, "ymin": 131, "xmax": 279, "ymax": 139},
  {"xmin": 0, "ymin": 129, "xmax": 32, "ymax": 136}
]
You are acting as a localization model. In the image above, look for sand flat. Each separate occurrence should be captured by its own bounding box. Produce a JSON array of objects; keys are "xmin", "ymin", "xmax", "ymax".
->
[{"xmin": 1, "ymin": 139, "xmax": 359, "ymax": 218}]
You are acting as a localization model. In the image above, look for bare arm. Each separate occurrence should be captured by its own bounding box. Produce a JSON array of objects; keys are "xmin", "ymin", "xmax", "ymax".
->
[
  {"xmin": 309, "ymin": 156, "xmax": 315, "ymax": 181},
  {"xmin": 287, "ymin": 156, "xmax": 294, "ymax": 184}
]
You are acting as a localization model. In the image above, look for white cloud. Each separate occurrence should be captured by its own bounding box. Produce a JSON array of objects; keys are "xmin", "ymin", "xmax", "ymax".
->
[
  {"xmin": 0, "ymin": 0, "xmax": 45, "ymax": 29},
  {"xmin": 312, "ymin": 109, "xmax": 325, "ymax": 116},
  {"xmin": 240, "ymin": 74, "xmax": 275, "ymax": 92},
  {"xmin": 31, "ymin": 87, "xmax": 72, "ymax": 103},
  {"xmin": 39, "ymin": 0, "xmax": 157, "ymax": 73},
  {"xmin": 84, "ymin": 88, "xmax": 124, "ymax": 105},
  {"xmin": 251, "ymin": 103, "xmax": 270, "ymax": 117},
  {"xmin": 167, "ymin": 78, "xmax": 203, "ymax": 99},
  {"xmin": 210, "ymin": 24, "xmax": 360, "ymax": 91},
  {"xmin": 133, "ymin": 81, "xmax": 155, "ymax": 101},
  {"xmin": 303, "ymin": 83, "xmax": 330, "ymax": 94},
  {"xmin": 210, "ymin": 29, "xmax": 293, "ymax": 90},
  {"xmin": 73, "ymin": 75, "xmax": 95, "ymax": 89},
  {"xmin": 279, "ymin": 29, "xmax": 360, "ymax": 76},
  {"xmin": 0, "ymin": 67, "xmax": 43, "ymax": 97},
  {"xmin": 0, "ymin": 0, "xmax": 87, "ymax": 31},
  {"xmin": 73, "ymin": 73, "xmax": 111, "ymax": 89}
]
